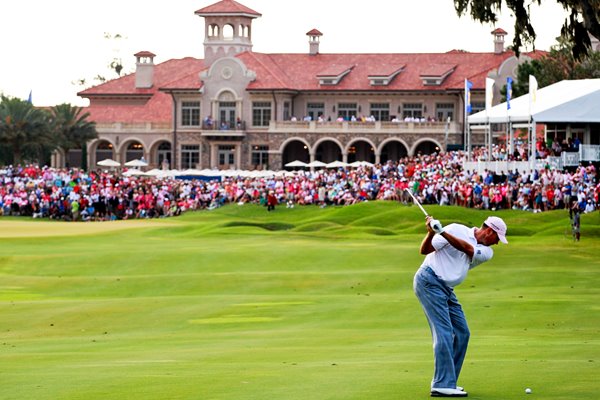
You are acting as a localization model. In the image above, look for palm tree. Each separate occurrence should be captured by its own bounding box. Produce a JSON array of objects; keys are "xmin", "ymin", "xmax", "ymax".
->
[
  {"xmin": 0, "ymin": 95, "xmax": 51, "ymax": 165},
  {"xmin": 49, "ymin": 103, "xmax": 98, "ymax": 169}
]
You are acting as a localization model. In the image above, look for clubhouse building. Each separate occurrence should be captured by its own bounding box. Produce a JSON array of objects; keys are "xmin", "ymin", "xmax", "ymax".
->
[{"xmin": 74, "ymin": 0, "xmax": 543, "ymax": 171}]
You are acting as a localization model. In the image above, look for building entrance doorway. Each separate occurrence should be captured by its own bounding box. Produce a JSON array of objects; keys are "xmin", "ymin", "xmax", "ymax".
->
[
  {"xmin": 219, "ymin": 102, "xmax": 236, "ymax": 130},
  {"xmin": 218, "ymin": 145, "xmax": 235, "ymax": 168}
]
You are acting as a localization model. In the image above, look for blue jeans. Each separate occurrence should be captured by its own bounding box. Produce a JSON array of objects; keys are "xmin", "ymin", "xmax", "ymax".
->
[{"xmin": 413, "ymin": 266, "xmax": 470, "ymax": 389}]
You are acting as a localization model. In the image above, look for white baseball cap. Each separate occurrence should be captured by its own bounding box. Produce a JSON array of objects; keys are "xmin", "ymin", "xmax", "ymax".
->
[{"xmin": 484, "ymin": 216, "xmax": 508, "ymax": 244}]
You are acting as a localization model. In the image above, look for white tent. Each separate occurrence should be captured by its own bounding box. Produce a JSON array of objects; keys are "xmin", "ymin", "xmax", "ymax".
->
[{"xmin": 468, "ymin": 79, "xmax": 600, "ymax": 124}]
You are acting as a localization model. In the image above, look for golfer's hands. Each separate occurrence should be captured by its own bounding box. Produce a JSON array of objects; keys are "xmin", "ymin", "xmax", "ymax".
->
[{"xmin": 426, "ymin": 216, "xmax": 444, "ymax": 234}]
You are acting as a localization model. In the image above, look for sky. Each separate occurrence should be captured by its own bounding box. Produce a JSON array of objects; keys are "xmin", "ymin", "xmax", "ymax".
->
[{"xmin": 0, "ymin": 0, "xmax": 570, "ymax": 107}]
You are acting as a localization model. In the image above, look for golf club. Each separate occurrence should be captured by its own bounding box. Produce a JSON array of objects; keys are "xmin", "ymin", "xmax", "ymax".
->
[
  {"xmin": 405, "ymin": 188, "xmax": 429, "ymax": 217},
  {"xmin": 405, "ymin": 189, "xmax": 443, "ymax": 233}
]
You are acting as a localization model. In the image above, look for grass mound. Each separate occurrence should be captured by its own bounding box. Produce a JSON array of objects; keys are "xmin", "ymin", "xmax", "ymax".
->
[{"xmin": 223, "ymin": 220, "xmax": 295, "ymax": 231}]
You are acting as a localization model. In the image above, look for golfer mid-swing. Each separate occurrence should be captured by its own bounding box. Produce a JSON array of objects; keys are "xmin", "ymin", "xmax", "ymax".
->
[{"xmin": 414, "ymin": 215, "xmax": 507, "ymax": 398}]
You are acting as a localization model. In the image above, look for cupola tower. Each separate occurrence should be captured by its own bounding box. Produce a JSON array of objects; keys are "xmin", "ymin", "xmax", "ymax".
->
[{"xmin": 195, "ymin": 0, "xmax": 262, "ymax": 67}]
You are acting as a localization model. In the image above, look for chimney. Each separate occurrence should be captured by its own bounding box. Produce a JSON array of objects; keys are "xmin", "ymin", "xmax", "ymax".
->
[
  {"xmin": 134, "ymin": 51, "xmax": 156, "ymax": 88},
  {"xmin": 306, "ymin": 29, "xmax": 323, "ymax": 55},
  {"xmin": 491, "ymin": 28, "xmax": 507, "ymax": 54}
]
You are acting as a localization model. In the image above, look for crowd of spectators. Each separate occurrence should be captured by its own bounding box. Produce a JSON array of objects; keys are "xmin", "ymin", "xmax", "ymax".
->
[
  {"xmin": 471, "ymin": 137, "xmax": 583, "ymax": 162},
  {"xmin": 1, "ymin": 150, "xmax": 598, "ymax": 221}
]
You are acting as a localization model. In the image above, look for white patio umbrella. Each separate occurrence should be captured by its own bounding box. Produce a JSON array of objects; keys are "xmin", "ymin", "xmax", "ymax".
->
[
  {"xmin": 306, "ymin": 160, "xmax": 327, "ymax": 168},
  {"xmin": 122, "ymin": 169, "xmax": 147, "ymax": 177},
  {"xmin": 198, "ymin": 169, "xmax": 222, "ymax": 177},
  {"xmin": 181, "ymin": 168, "xmax": 206, "ymax": 176},
  {"xmin": 97, "ymin": 158, "xmax": 121, "ymax": 167},
  {"xmin": 144, "ymin": 168, "xmax": 163, "ymax": 177},
  {"xmin": 124, "ymin": 159, "xmax": 149, "ymax": 167},
  {"xmin": 164, "ymin": 169, "xmax": 182, "ymax": 177},
  {"xmin": 326, "ymin": 160, "xmax": 348, "ymax": 168},
  {"xmin": 349, "ymin": 160, "xmax": 374, "ymax": 168},
  {"xmin": 221, "ymin": 169, "xmax": 246, "ymax": 177},
  {"xmin": 284, "ymin": 160, "xmax": 308, "ymax": 168}
]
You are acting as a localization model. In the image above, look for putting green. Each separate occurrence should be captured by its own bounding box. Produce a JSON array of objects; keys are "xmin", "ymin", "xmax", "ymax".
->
[
  {"xmin": 0, "ymin": 202, "xmax": 598, "ymax": 400},
  {"xmin": 0, "ymin": 218, "xmax": 177, "ymax": 237}
]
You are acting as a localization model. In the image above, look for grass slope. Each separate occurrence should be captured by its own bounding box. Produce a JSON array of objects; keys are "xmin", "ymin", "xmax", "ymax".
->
[{"xmin": 0, "ymin": 202, "xmax": 599, "ymax": 399}]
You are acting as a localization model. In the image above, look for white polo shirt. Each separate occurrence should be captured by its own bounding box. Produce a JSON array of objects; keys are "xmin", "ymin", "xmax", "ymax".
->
[{"xmin": 421, "ymin": 223, "xmax": 494, "ymax": 287}]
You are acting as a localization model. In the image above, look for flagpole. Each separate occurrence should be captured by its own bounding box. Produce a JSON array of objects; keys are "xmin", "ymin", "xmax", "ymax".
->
[
  {"xmin": 528, "ymin": 75, "xmax": 538, "ymax": 171},
  {"xmin": 464, "ymin": 79, "xmax": 473, "ymax": 161},
  {"xmin": 485, "ymin": 78, "xmax": 493, "ymax": 163},
  {"xmin": 507, "ymin": 116, "xmax": 512, "ymax": 159},
  {"xmin": 464, "ymin": 79, "xmax": 469, "ymax": 161},
  {"xmin": 530, "ymin": 118, "xmax": 537, "ymax": 171},
  {"xmin": 508, "ymin": 109, "xmax": 512, "ymax": 158},
  {"xmin": 506, "ymin": 77, "xmax": 513, "ymax": 163}
]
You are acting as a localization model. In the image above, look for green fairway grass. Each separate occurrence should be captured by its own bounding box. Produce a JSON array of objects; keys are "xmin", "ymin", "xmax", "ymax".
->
[{"xmin": 1, "ymin": 202, "xmax": 599, "ymax": 399}]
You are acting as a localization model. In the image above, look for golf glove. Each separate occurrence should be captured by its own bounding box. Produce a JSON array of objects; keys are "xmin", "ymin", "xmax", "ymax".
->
[{"xmin": 429, "ymin": 219, "xmax": 444, "ymax": 234}]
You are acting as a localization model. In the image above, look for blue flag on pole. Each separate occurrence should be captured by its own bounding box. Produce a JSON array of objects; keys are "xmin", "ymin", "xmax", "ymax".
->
[
  {"xmin": 465, "ymin": 79, "xmax": 473, "ymax": 113},
  {"xmin": 506, "ymin": 77, "xmax": 513, "ymax": 110}
]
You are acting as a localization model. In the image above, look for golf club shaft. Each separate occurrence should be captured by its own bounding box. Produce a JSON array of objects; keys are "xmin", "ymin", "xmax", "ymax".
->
[{"xmin": 406, "ymin": 189, "xmax": 429, "ymax": 217}]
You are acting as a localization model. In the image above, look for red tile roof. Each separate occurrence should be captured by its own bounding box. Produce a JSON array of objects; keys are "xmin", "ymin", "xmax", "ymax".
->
[
  {"xmin": 316, "ymin": 64, "xmax": 355, "ymax": 77},
  {"xmin": 195, "ymin": 0, "xmax": 261, "ymax": 17},
  {"xmin": 368, "ymin": 64, "xmax": 405, "ymax": 77},
  {"xmin": 78, "ymin": 57, "xmax": 204, "ymax": 123},
  {"xmin": 79, "ymin": 94, "xmax": 173, "ymax": 124},
  {"xmin": 419, "ymin": 63, "xmax": 456, "ymax": 77},
  {"xmin": 491, "ymin": 28, "xmax": 508, "ymax": 35},
  {"xmin": 80, "ymin": 49, "xmax": 546, "ymax": 123},
  {"xmin": 134, "ymin": 51, "xmax": 156, "ymax": 58},
  {"xmin": 237, "ymin": 51, "xmax": 541, "ymax": 91},
  {"xmin": 306, "ymin": 29, "xmax": 323, "ymax": 36}
]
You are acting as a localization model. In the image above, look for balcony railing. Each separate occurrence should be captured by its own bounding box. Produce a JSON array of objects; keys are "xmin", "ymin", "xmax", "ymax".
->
[
  {"xmin": 202, "ymin": 120, "xmax": 246, "ymax": 131},
  {"xmin": 268, "ymin": 120, "xmax": 460, "ymax": 134},
  {"xmin": 96, "ymin": 122, "xmax": 171, "ymax": 131},
  {"xmin": 200, "ymin": 120, "xmax": 247, "ymax": 137},
  {"xmin": 95, "ymin": 119, "xmax": 462, "ymax": 136}
]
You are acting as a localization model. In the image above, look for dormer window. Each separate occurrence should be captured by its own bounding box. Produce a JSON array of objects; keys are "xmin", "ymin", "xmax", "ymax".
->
[
  {"xmin": 419, "ymin": 64, "xmax": 456, "ymax": 86},
  {"xmin": 424, "ymin": 78, "xmax": 442, "ymax": 86},
  {"xmin": 317, "ymin": 65, "xmax": 354, "ymax": 85},
  {"xmin": 368, "ymin": 65, "xmax": 405, "ymax": 86}
]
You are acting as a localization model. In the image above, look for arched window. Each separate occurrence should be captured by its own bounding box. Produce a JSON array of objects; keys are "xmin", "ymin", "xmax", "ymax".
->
[
  {"xmin": 209, "ymin": 24, "xmax": 219, "ymax": 37},
  {"xmin": 223, "ymin": 24, "xmax": 234, "ymax": 41},
  {"xmin": 95, "ymin": 140, "xmax": 114, "ymax": 164},
  {"xmin": 125, "ymin": 141, "xmax": 144, "ymax": 162},
  {"xmin": 157, "ymin": 142, "xmax": 171, "ymax": 168}
]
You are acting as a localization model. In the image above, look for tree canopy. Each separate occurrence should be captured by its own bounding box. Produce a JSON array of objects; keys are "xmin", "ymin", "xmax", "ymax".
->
[
  {"xmin": 0, "ymin": 97, "xmax": 97, "ymax": 168},
  {"xmin": 454, "ymin": 0, "xmax": 600, "ymax": 58},
  {"xmin": 49, "ymin": 104, "xmax": 98, "ymax": 170},
  {"xmin": 0, "ymin": 96, "xmax": 52, "ymax": 165}
]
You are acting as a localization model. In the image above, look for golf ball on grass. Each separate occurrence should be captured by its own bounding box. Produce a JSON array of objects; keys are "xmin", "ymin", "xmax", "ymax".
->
[{"xmin": 525, "ymin": 388, "xmax": 532, "ymax": 394}]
